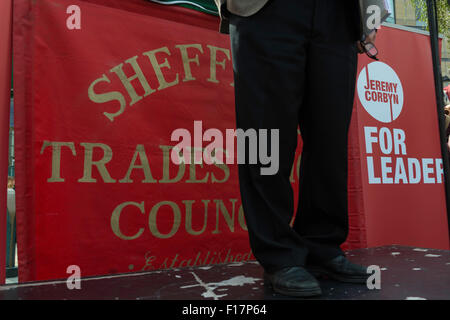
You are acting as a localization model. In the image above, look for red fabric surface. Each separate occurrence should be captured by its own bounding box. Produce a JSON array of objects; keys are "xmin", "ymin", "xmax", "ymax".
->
[{"xmin": 12, "ymin": 0, "xmax": 367, "ymax": 282}]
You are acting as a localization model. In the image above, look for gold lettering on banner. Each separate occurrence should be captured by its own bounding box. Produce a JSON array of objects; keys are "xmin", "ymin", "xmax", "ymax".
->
[
  {"xmin": 40, "ymin": 141, "xmax": 77, "ymax": 182},
  {"xmin": 110, "ymin": 56, "xmax": 156, "ymax": 107},
  {"xmin": 178, "ymin": 258, "xmax": 191, "ymax": 268},
  {"xmin": 142, "ymin": 251, "xmax": 157, "ymax": 270},
  {"xmin": 109, "ymin": 198, "xmax": 246, "ymax": 241},
  {"xmin": 148, "ymin": 201, "xmax": 181, "ymax": 239},
  {"xmin": 143, "ymin": 47, "xmax": 179, "ymax": 90},
  {"xmin": 175, "ymin": 44, "xmax": 204, "ymax": 82},
  {"xmin": 119, "ymin": 144, "xmax": 157, "ymax": 183},
  {"xmin": 238, "ymin": 204, "xmax": 247, "ymax": 231},
  {"xmin": 88, "ymin": 74, "xmax": 127, "ymax": 122},
  {"xmin": 40, "ymin": 142, "xmax": 233, "ymax": 184},
  {"xmin": 211, "ymin": 161, "xmax": 230, "ymax": 183},
  {"xmin": 213, "ymin": 199, "xmax": 238, "ymax": 234},
  {"xmin": 111, "ymin": 201, "xmax": 145, "ymax": 240},
  {"xmin": 87, "ymin": 43, "xmax": 236, "ymax": 121},
  {"xmin": 183, "ymin": 199, "xmax": 209, "ymax": 236},
  {"xmin": 186, "ymin": 148, "xmax": 209, "ymax": 183},
  {"xmin": 187, "ymin": 162, "xmax": 209, "ymax": 183},
  {"xmin": 136, "ymin": 249, "xmax": 255, "ymax": 270},
  {"xmin": 78, "ymin": 143, "xmax": 116, "ymax": 183},
  {"xmin": 159, "ymin": 145, "xmax": 186, "ymax": 183},
  {"xmin": 206, "ymin": 45, "xmax": 231, "ymax": 84}
]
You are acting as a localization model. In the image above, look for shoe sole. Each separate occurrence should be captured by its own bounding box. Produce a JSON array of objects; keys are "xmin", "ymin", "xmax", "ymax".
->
[
  {"xmin": 264, "ymin": 274, "xmax": 322, "ymax": 298},
  {"xmin": 307, "ymin": 266, "xmax": 368, "ymax": 284}
]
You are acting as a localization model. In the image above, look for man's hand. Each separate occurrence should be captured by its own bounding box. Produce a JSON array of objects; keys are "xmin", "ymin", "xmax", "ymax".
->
[{"xmin": 357, "ymin": 29, "xmax": 377, "ymax": 54}]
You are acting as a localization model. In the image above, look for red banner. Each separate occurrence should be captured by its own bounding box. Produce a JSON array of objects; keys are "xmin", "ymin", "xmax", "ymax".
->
[
  {"xmin": 13, "ymin": 0, "xmax": 365, "ymax": 282},
  {"xmin": 354, "ymin": 26, "xmax": 449, "ymax": 249},
  {"xmin": 0, "ymin": 0, "xmax": 13, "ymax": 285}
]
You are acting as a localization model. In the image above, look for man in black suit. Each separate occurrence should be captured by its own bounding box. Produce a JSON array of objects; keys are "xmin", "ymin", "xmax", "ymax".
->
[{"xmin": 215, "ymin": 0, "xmax": 377, "ymax": 297}]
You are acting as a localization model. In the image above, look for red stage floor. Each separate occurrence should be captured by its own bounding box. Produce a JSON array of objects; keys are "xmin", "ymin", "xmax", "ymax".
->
[{"xmin": 1, "ymin": 245, "xmax": 449, "ymax": 300}]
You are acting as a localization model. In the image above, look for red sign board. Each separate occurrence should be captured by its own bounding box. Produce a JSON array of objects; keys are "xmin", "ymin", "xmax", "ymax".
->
[{"xmin": 354, "ymin": 26, "xmax": 449, "ymax": 249}]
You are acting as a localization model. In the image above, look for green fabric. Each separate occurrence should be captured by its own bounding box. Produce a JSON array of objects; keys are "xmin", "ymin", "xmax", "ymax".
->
[{"xmin": 147, "ymin": 0, "xmax": 218, "ymax": 16}]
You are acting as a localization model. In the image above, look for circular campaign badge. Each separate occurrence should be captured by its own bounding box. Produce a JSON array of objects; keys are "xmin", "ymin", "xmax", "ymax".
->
[{"xmin": 357, "ymin": 62, "xmax": 404, "ymax": 123}]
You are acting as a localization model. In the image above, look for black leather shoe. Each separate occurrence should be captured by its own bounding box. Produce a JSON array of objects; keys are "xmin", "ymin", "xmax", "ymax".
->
[
  {"xmin": 264, "ymin": 266, "xmax": 322, "ymax": 297},
  {"xmin": 307, "ymin": 255, "xmax": 369, "ymax": 284}
]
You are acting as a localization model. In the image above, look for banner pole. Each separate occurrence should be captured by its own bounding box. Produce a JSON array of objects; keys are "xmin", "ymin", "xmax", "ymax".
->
[
  {"xmin": 0, "ymin": 0, "xmax": 13, "ymax": 285},
  {"xmin": 426, "ymin": 0, "xmax": 450, "ymax": 241}
]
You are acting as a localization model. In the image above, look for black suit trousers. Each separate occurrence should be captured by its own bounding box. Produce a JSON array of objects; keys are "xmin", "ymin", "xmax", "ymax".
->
[{"xmin": 229, "ymin": 0, "xmax": 359, "ymax": 272}]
